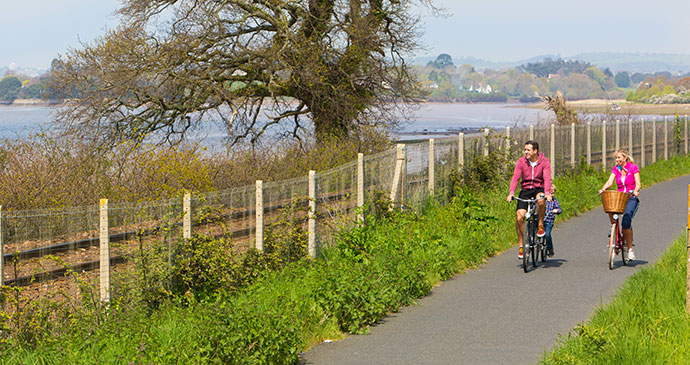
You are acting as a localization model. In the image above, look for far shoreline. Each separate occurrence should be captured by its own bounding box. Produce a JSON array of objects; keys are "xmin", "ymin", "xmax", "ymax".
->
[
  {"xmin": 5, "ymin": 98, "xmax": 690, "ymax": 116},
  {"xmin": 0, "ymin": 99, "xmax": 62, "ymax": 107},
  {"xmin": 503, "ymin": 98, "xmax": 690, "ymax": 116}
]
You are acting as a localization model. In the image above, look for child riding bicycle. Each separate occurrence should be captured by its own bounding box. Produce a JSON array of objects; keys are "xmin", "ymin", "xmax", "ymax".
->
[{"xmin": 544, "ymin": 184, "xmax": 562, "ymax": 257}]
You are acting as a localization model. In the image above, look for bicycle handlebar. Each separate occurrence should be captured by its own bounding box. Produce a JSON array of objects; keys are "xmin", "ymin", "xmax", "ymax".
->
[
  {"xmin": 597, "ymin": 190, "xmax": 636, "ymax": 196},
  {"xmin": 510, "ymin": 194, "xmax": 545, "ymax": 203}
]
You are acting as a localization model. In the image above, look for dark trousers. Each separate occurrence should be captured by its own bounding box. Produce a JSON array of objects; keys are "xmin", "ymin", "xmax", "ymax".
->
[{"xmin": 544, "ymin": 221, "xmax": 554, "ymax": 250}]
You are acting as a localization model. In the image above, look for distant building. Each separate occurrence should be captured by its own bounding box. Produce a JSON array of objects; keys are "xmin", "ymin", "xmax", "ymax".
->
[{"xmin": 469, "ymin": 84, "xmax": 493, "ymax": 94}]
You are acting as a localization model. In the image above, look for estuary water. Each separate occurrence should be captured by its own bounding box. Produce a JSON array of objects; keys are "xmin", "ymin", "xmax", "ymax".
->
[
  {"xmin": 398, "ymin": 102, "xmax": 553, "ymax": 140},
  {"xmin": 0, "ymin": 105, "xmax": 57, "ymax": 139},
  {"xmin": 0, "ymin": 103, "xmax": 555, "ymax": 143}
]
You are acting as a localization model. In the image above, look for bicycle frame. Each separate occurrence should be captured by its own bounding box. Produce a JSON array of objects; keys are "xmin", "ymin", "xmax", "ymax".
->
[
  {"xmin": 512, "ymin": 195, "xmax": 546, "ymax": 272},
  {"xmin": 607, "ymin": 213, "xmax": 627, "ymax": 269},
  {"xmin": 602, "ymin": 191, "xmax": 634, "ymax": 269}
]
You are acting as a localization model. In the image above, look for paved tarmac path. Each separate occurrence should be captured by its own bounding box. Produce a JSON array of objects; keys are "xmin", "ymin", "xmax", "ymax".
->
[{"xmin": 302, "ymin": 175, "xmax": 689, "ymax": 364}]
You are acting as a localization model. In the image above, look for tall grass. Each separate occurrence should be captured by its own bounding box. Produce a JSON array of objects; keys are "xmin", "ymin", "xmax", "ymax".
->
[
  {"xmin": 543, "ymin": 235, "xmax": 690, "ymax": 363},
  {"xmin": 0, "ymin": 128, "xmax": 392, "ymax": 210},
  {"xmin": 1, "ymin": 152, "xmax": 688, "ymax": 363},
  {"xmin": 0, "ymin": 162, "xmax": 611, "ymax": 363}
]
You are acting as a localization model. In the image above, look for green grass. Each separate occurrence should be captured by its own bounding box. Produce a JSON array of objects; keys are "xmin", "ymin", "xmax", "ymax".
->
[
  {"xmin": 2, "ymin": 156, "xmax": 689, "ymax": 363},
  {"xmin": 542, "ymin": 235, "xmax": 690, "ymax": 364}
]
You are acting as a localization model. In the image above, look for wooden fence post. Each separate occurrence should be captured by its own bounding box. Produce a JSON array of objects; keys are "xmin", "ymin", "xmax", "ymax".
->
[
  {"xmin": 99, "ymin": 199, "xmax": 110, "ymax": 303},
  {"xmin": 483, "ymin": 129, "xmax": 489, "ymax": 157},
  {"xmin": 401, "ymin": 143, "xmax": 407, "ymax": 207},
  {"xmin": 615, "ymin": 119, "xmax": 620, "ymax": 152},
  {"xmin": 255, "ymin": 180, "xmax": 263, "ymax": 251},
  {"xmin": 550, "ymin": 124, "xmax": 555, "ymax": 179},
  {"xmin": 602, "ymin": 120, "xmax": 607, "ymax": 171},
  {"xmin": 664, "ymin": 116, "xmax": 669, "ymax": 160},
  {"xmin": 390, "ymin": 144, "xmax": 406, "ymax": 208},
  {"xmin": 308, "ymin": 170, "xmax": 316, "ymax": 257},
  {"xmin": 505, "ymin": 126, "xmax": 511, "ymax": 153},
  {"xmin": 652, "ymin": 117, "xmax": 657, "ymax": 163},
  {"xmin": 641, "ymin": 119, "xmax": 646, "ymax": 168},
  {"xmin": 628, "ymin": 119, "xmax": 633, "ymax": 155},
  {"xmin": 183, "ymin": 191, "xmax": 191, "ymax": 240},
  {"xmin": 683, "ymin": 114, "xmax": 688, "ymax": 155},
  {"xmin": 571, "ymin": 123, "xmax": 576, "ymax": 167},
  {"xmin": 429, "ymin": 139, "xmax": 435, "ymax": 196},
  {"xmin": 529, "ymin": 124, "xmax": 534, "ymax": 140},
  {"xmin": 357, "ymin": 153, "xmax": 364, "ymax": 222},
  {"xmin": 458, "ymin": 132, "xmax": 464, "ymax": 172},
  {"xmin": 586, "ymin": 121, "xmax": 591, "ymax": 165}
]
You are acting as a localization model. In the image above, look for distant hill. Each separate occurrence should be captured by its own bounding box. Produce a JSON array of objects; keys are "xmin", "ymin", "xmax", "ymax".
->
[
  {"xmin": 0, "ymin": 65, "xmax": 48, "ymax": 78},
  {"xmin": 415, "ymin": 53, "xmax": 690, "ymax": 74},
  {"xmin": 413, "ymin": 55, "xmax": 559, "ymax": 70},
  {"xmin": 564, "ymin": 53, "xmax": 690, "ymax": 73}
]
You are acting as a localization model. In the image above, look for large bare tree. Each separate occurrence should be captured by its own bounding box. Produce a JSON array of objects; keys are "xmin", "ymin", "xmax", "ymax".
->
[{"xmin": 49, "ymin": 0, "xmax": 434, "ymax": 145}]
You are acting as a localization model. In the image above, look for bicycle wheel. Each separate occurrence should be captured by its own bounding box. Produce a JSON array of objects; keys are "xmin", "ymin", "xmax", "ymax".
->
[
  {"xmin": 621, "ymin": 235, "xmax": 628, "ymax": 266},
  {"xmin": 523, "ymin": 221, "xmax": 532, "ymax": 272},
  {"xmin": 608, "ymin": 224, "xmax": 617, "ymax": 270},
  {"xmin": 522, "ymin": 240, "xmax": 530, "ymax": 272},
  {"xmin": 540, "ymin": 238, "xmax": 547, "ymax": 262},
  {"xmin": 531, "ymin": 236, "xmax": 538, "ymax": 267}
]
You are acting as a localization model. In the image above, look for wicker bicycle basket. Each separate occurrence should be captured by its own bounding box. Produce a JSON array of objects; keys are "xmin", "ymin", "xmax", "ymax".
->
[{"xmin": 601, "ymin": 191, "xmax": 630, "ymax": 213}]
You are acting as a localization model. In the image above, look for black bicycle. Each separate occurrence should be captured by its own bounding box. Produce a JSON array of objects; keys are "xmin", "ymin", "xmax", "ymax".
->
[{"xmin": 512, "ymin": 194, "xmax": 547, "ymax": 272}]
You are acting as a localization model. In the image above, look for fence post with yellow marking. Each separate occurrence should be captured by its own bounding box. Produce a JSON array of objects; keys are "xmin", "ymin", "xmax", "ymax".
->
[{"xmin": 99, "ymin": 199, "xmax": 110, "ymax": 303}]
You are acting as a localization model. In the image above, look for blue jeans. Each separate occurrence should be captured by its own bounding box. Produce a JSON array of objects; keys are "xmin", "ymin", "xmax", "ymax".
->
[
  {"xmin": 544, "ymin": 221, "xmax": 554, "ymax": 251},
  {"xmin": 622, "ymin": 196, "xmax": 639, "ymax": 229}
]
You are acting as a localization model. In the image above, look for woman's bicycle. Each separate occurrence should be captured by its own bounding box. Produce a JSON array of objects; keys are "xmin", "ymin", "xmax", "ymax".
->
[
  {"xmin": 600, "ymin": 191, "xmax": 632, "ymax": 270},
  {"xmin": 512, "ymin": 194, "xmax": 547, "ymax": 273}
]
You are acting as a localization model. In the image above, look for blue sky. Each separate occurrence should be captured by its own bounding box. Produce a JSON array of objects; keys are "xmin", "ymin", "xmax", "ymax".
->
[
  {"xmin": 416, "ymin": 0, "xmax": 690, "ymax": 61},
  {"xmin": 3, "ymin": 0, "xmax": 690, "ymax": 69},
  {"xmin": 1, "ymin": 1, "xmax": 120, "ymax": 69}
]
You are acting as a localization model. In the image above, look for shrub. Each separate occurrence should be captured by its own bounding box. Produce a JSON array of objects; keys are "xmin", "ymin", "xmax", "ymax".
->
[
  {"xmin": 450, "ymin": 145, "xmax": 513, "ymax": 191},
  {"xmin": 170, "ymin": 235, "xmax": 238, "ymax": 298}
]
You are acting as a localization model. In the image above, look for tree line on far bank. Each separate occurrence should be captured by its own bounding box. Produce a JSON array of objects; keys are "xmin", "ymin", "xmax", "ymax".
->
[
  {"xmin": 0, "ymin": 73, "xmax": 50, "ymax": 103},
  {"xmin": 418, "ymin": 54, "xmax": 690, "ymax": 103}
]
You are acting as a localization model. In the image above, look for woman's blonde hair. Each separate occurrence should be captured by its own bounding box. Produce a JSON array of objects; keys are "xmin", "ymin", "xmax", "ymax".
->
[{"xmin": 615, "ymin": 149, "xmax": 635, "ymax": 164}]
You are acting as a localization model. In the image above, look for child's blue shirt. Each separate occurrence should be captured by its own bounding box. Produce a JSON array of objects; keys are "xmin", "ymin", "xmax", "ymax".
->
[{"xmin": 545, "ymin": 198, "xmax": 561, "ymax": 224}]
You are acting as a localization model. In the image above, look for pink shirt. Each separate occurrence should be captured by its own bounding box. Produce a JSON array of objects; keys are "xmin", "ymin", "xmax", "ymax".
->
[
  {"xmin": 509, "ymin": 153, "xmax": 552, "ymax": 195},
  {"xmin": 611, "ymin": 162, "xmax": 639, "ymax": 193}
]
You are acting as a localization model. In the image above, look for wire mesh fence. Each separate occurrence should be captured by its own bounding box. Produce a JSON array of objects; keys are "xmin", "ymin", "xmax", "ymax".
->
[{"xmin": 1, "ymin": 117, "xmax": 688, "ymax": 306}]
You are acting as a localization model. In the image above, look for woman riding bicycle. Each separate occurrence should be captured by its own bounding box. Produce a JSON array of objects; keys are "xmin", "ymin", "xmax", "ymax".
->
[{"xmin": 598, "ymin": 149, "xmax": 641, "ymax": 261}]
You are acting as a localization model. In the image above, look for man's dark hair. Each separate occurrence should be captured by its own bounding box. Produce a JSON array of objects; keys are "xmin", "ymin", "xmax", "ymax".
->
[{"xmin": 525, "ymin": 140, "xmax": 539, "ymax": 152}]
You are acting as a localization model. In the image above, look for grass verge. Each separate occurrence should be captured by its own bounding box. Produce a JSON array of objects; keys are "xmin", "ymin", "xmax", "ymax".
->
[
  {"xmin": 542, "ymin": 235, "xmax": 690, "ymax": 363},
  {"xmin": 2, "ymin": 156, "xmax": 689, "ymax": 363}
]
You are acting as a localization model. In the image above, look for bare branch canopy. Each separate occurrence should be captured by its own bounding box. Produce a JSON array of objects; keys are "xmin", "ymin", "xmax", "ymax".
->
[{"xmin": 49, "ymin": 0, "xmax": 436, "ymax": 146}]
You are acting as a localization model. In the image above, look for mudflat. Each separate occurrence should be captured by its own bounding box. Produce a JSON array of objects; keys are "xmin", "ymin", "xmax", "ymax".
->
[{"xmin": 525, "ymin": 98, "xmax": 690, "ymax": 116}]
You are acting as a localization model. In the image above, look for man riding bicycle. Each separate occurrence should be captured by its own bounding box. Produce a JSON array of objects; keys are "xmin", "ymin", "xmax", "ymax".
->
[{"xmin": 506, "ymin": 140, "xmax": 552, "ymax": 259}]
